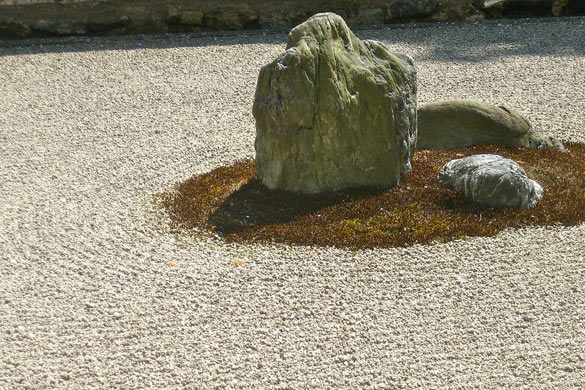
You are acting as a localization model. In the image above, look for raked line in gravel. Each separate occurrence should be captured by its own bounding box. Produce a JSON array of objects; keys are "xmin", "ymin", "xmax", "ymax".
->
[{"xmin": 1, "ymin": 17, "xmax": 584, "ymax": 389}]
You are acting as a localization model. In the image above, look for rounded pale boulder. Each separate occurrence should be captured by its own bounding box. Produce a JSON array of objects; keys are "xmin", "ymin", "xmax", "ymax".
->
[{"xmin": 438, "ymin": 154, "xmax": 543, "ymax": 209}]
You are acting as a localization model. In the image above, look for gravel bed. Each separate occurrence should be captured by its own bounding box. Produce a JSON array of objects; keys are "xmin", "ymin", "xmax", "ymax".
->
[{"xmin": 1, "ymin": 17, "xmax": 584, "ymax": 389}]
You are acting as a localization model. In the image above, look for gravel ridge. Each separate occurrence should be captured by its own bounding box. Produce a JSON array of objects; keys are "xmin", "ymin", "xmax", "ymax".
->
[{"xmin": 1, "ymin": 17, "xmax": 584, "ymax": 389}]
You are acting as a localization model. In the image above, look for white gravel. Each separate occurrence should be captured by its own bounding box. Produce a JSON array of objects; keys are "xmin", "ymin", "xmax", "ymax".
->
[{"xmin": 1, "ymin": 17, "xmax": 584, "ymax": 389}]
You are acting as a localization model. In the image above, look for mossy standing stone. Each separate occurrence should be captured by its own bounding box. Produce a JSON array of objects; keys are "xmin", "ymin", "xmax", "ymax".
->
[{"xmin": 253, "ymin": 12, "xmax": 417, "ymax": 193}]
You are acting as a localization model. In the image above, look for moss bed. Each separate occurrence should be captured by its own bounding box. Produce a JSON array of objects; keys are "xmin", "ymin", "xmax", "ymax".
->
[{"xmin": 158, "ymin": 143, "xmax": 585, "ymax": 249}]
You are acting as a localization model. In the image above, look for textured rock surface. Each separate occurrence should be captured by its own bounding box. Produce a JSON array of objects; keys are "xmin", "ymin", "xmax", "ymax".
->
[
  {"xmin": 0, "ymin": 19, "xmax": 31, "ymax": 37},
  {"xmin": 253, "ymin": 13, "xmax": 417, "ymax": 193},
  {"xmin": 387, "ymin": 0, "xmax": 437, "ymax": 20},
  {"xmin": 438, "ymin": 154, "xmax": 543, "ymax": 209},
  {"xmin": 417, "ymin": 99, "xmax": 564, "ymax": 150},
  {"xmin": 178, "ymin": 10, "xmax": 204, "ymax": 25}
]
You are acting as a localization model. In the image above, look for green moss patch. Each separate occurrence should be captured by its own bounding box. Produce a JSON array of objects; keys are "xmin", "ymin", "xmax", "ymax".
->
[{"xmin": 158, "ymin": 143, "xmax": 585, "ymax": 249}]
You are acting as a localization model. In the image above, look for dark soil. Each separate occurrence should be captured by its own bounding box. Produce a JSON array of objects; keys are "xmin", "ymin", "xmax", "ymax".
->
[{"xmin": 158, "ymin": 143, "xmax": 585, "ymax": 249}]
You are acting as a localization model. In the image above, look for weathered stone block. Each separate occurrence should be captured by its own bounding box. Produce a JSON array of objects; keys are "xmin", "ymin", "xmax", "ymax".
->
[
  {"xmin": 253, "ymin": 12, "xmax": 417, "ymax": 193},
  {"xmin": 387, "ymin": 0, "xmax": 437, "ymax": 20},
  {"xmin": 351, "ymin": 7, "xmax": 385, "ymax": 24},
  {"xmin": 0, "ymin": 19, "xmax": 31, "ymax": 38},
  {"xmin": 166, "ymin": 7, "xmax": 181, "ymax": 24},
  {"xmin": 179, "ymin": 10, "xmax": 204, "ymax": 25}
]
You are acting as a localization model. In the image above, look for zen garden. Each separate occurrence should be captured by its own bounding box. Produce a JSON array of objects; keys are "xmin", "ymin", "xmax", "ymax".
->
[{"xmin": 159, "ymin": 13, "xmax": 585, "ymax": 250}]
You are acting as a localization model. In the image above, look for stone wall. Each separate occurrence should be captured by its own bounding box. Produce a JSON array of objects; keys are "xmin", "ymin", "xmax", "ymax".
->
[{"xmin": 1, "ymin": 0, "xmax": 584, "ymax": 38}]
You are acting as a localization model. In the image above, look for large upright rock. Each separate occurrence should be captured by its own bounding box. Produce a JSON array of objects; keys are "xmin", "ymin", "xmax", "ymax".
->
[{"xmin": 253, "ymin": 13, "xmax": 417, "ymax": 193}]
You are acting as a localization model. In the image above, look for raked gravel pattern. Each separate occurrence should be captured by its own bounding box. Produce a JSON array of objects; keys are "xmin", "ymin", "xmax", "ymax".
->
[{"xmin": 1, "ymin": 17, "xmax": 584, "ymax": 389}]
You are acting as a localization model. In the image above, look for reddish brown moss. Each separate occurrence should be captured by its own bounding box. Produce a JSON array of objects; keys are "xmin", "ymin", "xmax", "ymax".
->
[{"xmin": 158, "ymin": 143, "xmax": 585, "ymax": 249}]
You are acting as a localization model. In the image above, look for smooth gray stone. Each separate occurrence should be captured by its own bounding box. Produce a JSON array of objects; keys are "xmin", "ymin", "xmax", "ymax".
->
[
  {"xmin": 438, "ymin": 154, "xmax": 543, "ymax": 209},
  {"xmin": 253, "ymin": 12, "xmax": 417, "ymax": 193},
  {"xmin": 417, "ymin": 99, "xmax": 564, "ymax": 150}
]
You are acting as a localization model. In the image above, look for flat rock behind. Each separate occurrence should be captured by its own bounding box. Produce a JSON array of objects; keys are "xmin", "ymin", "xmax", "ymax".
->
[{"xmin": 417, "ymin": 99, "xmax": 564, "ymax": 150}]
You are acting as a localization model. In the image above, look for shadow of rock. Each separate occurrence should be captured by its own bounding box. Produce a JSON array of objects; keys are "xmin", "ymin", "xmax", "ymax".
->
[{"xmin": 209, "ymin": 178, "xmax": 385, "ymax": 235}]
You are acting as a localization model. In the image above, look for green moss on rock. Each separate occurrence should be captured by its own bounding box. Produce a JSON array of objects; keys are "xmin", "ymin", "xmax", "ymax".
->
[{"xmin": 253, "ymin": 12, "xmax": 417, "ymax": 193}]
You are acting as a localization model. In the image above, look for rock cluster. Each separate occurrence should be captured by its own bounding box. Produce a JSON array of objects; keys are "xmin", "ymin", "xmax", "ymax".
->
[
  {"xmin": 438, "ymin": 154, "xmax": 543, "ymax": 209},
  {"xmin": 253, "ymin": 13, "xmax": 417, "ymax": 193}
]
